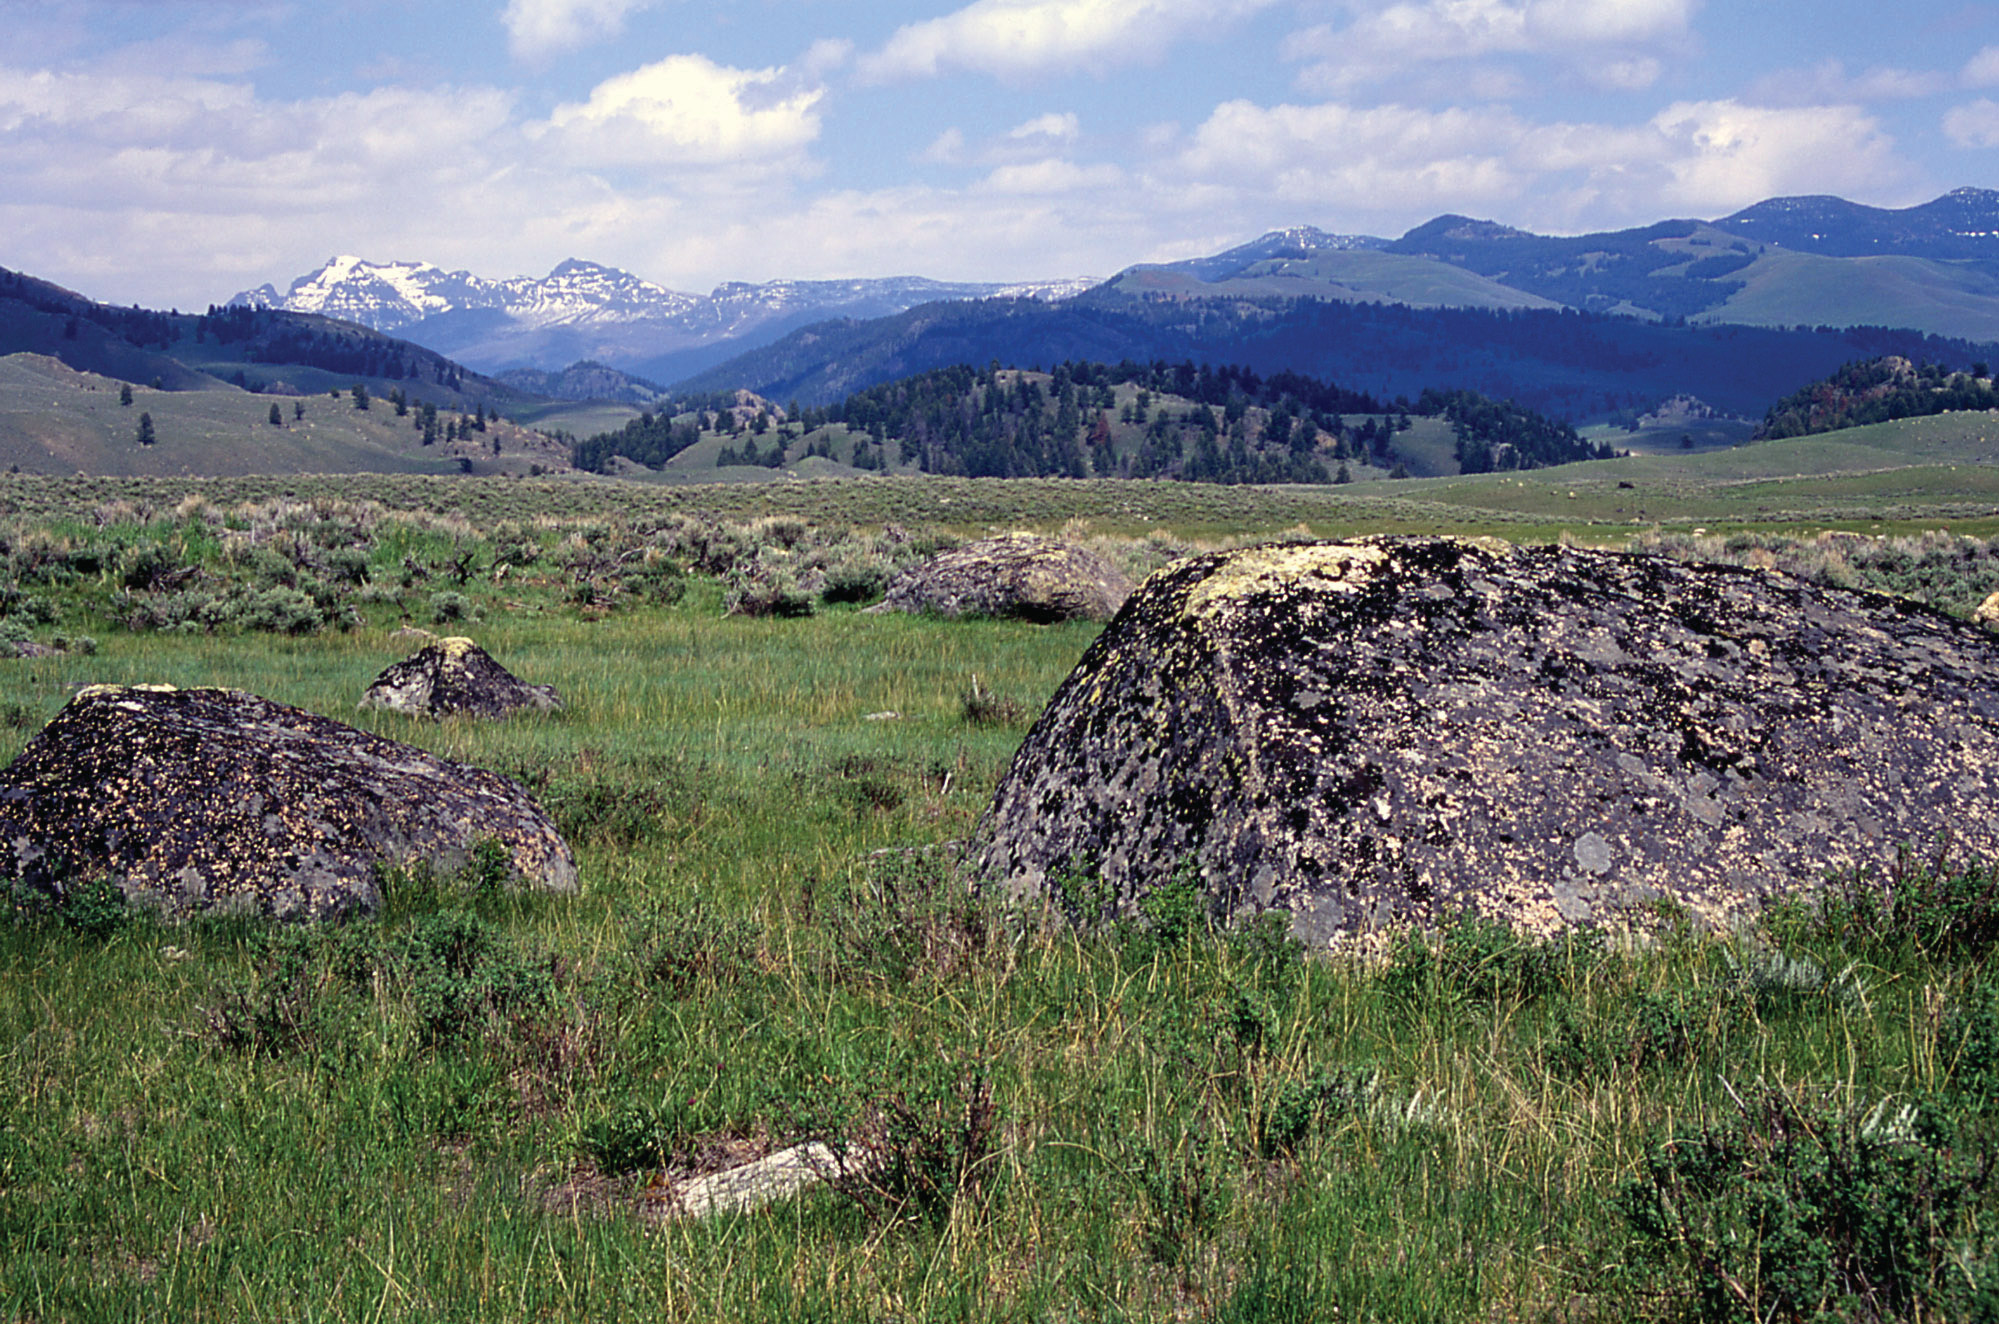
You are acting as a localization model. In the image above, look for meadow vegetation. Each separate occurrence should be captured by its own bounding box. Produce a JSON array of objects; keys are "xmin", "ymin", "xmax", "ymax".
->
[{"xmin": 1, "ymin": 471, "xmax": 1998, "ymax": 1320}]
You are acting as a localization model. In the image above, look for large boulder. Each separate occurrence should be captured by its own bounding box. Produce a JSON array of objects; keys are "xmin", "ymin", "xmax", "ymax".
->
[
  {"xmin": 0, "ymin": 685, "xmax": 577, "ymax": 919},
  {"xmin": 973, "ymin": 537, "xmax": 1999, "ymax": 945},
  {"xmin": 870, "ymin": 534, "xmax": 1132, "ymax": 623},
  {"xmin": 360, "ymin": 636, "xmax": 560, "ymax": 718}
]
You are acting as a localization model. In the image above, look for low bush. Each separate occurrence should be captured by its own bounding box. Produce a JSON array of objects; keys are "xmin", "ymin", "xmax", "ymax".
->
[
  {"xmin": 1774, "ymin": 849, "xmax": 1999, "ymax": 968},
  {"xmin": 1620, "ymin": 1083, "xmax": 1997, "ymax": 1322}
]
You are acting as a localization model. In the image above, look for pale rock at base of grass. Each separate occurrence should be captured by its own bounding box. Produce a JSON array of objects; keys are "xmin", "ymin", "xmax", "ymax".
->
[
  {"xmin": 974, "ymin": 536, "xmax": 1999, "ymax": 945},
  {"xmin": 1977, "ymin": 590, "xmax": 1999, "ymax": 630}
]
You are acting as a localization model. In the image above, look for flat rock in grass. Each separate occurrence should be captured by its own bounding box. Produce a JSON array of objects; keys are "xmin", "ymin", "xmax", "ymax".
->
[
  {"xmin": 0, "ymin": 684, "xmax": 577, "ymax": 920},
  {"xmin": 869, "ymin": 533, "xmax": 1132, "ymax": 623},
  {"xmin": 972, "ymin": 537, "xmax": 1999, "ymax": 945},
  {"xmin": 359, "ymin": 636, "xmax": 560, "ymax": 719}
]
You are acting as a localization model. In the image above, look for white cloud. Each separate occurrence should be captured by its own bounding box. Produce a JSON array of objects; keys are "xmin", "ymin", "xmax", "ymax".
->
[
  {"xmin": 1521, "ymin": 0, "xmax": 1696, "ymax": 46},
  {"xmin": 1633, "ymin": 100, "xmax": 1906, "ymax": 214},
  {"xmin": 1287, "ymin": 0, "xmax": 1696, "ymax": 93},
  {"xmin": 1966, "ymin": 46, "xmax": 1999, "ymax": 88},
  {"xmin": 978, "ymin": 158, "xmax": 1125, "ymax": 193},
  {"xmin": 502, "ymin": 0, "xmax": 654, "ymax": 61},
  {"xmin": 859, "ymin": 0, "xmax": 1277, "ymax": 83},
  {"xmin": 922, "ymin": 127, "xmax": 969, "ymax": 163},
  {"xmin": 1946, "ymin": 98, "xmax": 1999, "ymax": 148},
  {"xmin": 541, "ymin": 54, "xmax": 823, "ymax": 168},
  {"xmin": 1009, "ymin": 112, "xmax": 1082, "ymax": 141},
  {"xmin": 1590, "ymin": 58, "xmax": 1661, "ymax": 91},
  {"xmin": 1166, "ymin": 95, "xmax": 1907, "ymax": 233},
  {"xmin": 1750, "ymin": 59, "xmax": 1949, "ymax": 106}
]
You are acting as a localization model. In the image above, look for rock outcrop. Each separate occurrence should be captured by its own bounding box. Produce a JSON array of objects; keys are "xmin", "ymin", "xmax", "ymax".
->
[
  {"xmin": 360, "ymin": 637, "xmax": 560, "ymax": 718},
  {"xmin": 870, "ymin": 534, "xmax": 1132, "ymax": 623},
  {"xmin": 1977, "ymin": 590, "xmax": 1999, "ymax": 630},
  {"xmin": 0, "ymin": 685, "xmax": 577, "ymax": 919},
  {"xmin": 973, "ymin": 537, "xmax": 1999, "ymax": 944}
]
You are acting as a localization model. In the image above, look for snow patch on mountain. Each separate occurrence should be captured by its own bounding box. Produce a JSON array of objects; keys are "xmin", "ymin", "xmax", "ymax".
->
[{"xmin": 230, "ymin": 256, "xmax": 1101, "ymax": 375}]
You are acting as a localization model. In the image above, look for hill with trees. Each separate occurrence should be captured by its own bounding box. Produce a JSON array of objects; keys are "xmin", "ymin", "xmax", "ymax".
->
[
  {"xmin": 0, "ymin": 265, "xmax": 604, "ymax": 476},
  {"xmin": 674, "ymin": 288, "xmax": 1988, "ymax": 429},
  {"xmin": 1755, "ymin": 357, "xmax": 1999, "ymax": 440},
  {"xmin": 574, "ymin": 359, "xmax": 1610, "ymax": 483}
]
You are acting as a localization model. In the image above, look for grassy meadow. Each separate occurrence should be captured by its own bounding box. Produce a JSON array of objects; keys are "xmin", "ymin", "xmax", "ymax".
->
[{"xmin": 2, "ymin": 465, "xmax": 1999, "ymax": 1320}]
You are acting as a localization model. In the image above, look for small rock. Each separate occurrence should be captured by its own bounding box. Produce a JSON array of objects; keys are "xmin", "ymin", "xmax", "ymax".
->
[
  {"xmin": 360, "ymin": 637, "xmax": 560, "ymax": 719},
  {"xmin": 870, "ymin": 534, "xmax": 1133, "ymax": 623},
  {"xmin": 664, "ymin": 1142, "xmax": 874, "ymax": 1219}
]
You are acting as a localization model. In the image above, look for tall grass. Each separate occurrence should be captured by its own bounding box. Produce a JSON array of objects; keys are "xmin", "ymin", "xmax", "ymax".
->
[{"xmin": 2, "ymin": 487, "xmax": 1999, "ymax": 1319}]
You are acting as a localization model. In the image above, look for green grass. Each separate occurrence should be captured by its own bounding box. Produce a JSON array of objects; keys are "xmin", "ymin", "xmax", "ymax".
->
[
  {"xmin": 0, "ymin": 354, "xmax": 582, "ymax": 479},
  {"xmin": 1, "ymin": 468, "xmax": 1998, "ymax": 1319}
]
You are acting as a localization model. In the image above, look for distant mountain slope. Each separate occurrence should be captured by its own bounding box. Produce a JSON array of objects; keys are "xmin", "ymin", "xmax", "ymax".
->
[
  {"xmin": 0, "ymin": 352, "xmax": 566, "ymax": 478},
  {"xmin": 233, "ymin": 256, "xmax": 1099, "ymax": 378},
  {"xmin": 1115, "ymin": 192, "xmax": 1999, "ymax": 344},
  {"xmin": 494, "ymin": 361, "xmax": 669, "ymax": 405},
  {"xmin": 675, "ymin": 288, "xmax": 1986, "ymax": 422},
  {"xmin": 1108, "ymin": 249, "xmax": 1562, "ymax": 312},
  {"xmin": 1716, "ymin": 188, "xmax": 1999, "ymax": 259},
  {"xmin": 1147, "ymin": 225, "xmax": 1390, "ymax": 283},
  {"xmin": 0, "ymin": 263, "xmax": 599, "ymax": 476},
  {"xmin": 222, "ymin": 189, "xmax": 1999, "ymax": 401}
]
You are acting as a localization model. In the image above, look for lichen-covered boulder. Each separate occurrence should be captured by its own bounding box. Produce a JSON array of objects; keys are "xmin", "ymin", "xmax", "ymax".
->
[
  {"xmin": 870, "ymin": 534, "xmax": 1132, "ymax": 622},
  {"xmin": 972, "ymin": 537, "xmax": 1999, "ymax": 945},
  {"xmin": 360, "ymin": 637, "xmax": 560, "ymax": 718},
  {"xmin": 0, "ymin": 684, "xmax": 577, "ymax": 919}
]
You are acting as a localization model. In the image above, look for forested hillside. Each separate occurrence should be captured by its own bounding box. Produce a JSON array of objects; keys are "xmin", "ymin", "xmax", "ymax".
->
[
  {"xmin": 575, "ymin": 359, "xmax": 1611, "ymax": 483},
  {"xmin": 1756, "ymin": 357, "xmax": 1999, "ymax": 440},
  {"xmin": 675, "ymin": 288, "xmax": 1988, "ymax": 426}
]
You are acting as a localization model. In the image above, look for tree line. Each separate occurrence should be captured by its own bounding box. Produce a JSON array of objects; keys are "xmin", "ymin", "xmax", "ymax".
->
[
  {"xmin": 575, "ymin": 358, "xmax": 1607, "ymax": 483},
  {"xmin": 1754, "ymin": 358, "xmax": 1998, "ymax": 440}
]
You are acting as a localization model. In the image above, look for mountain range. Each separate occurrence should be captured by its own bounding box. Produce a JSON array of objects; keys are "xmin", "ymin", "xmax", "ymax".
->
[
  {"xmin": 231, "ymin": 189, "xmax": 1999, "ymax": 399},
  {"xmin": 230, "ymin": 258, "xmax": 1096, "ymax": 386}
]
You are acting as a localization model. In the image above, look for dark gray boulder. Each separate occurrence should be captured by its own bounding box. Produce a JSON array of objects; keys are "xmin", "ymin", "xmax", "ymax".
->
[
  {"xmin": 360, "ymin": 637, "xmax": 560, "ymax": 719},
  {"xmin": 0, "ymin": 684, "xmax": 577, "ymax": 919},
  {"xmin": 972, "ymin": 537, "xmax": 1999, "ymax": 946},
  {"xmin": 870, "ymin": 534, "xmax": 1132, "ymax": 622}
]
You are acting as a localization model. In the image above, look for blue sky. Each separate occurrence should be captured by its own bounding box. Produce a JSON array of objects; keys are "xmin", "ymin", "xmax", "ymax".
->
[{"xmin": 4, "ymin": 0, "xmax": 1997, "ymax": 309}]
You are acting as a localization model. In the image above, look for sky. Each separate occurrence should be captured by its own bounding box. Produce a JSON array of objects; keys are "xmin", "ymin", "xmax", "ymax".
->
[{"xmin": 3, "ymin": 0, "xmax": 1998, "ymax": 310}]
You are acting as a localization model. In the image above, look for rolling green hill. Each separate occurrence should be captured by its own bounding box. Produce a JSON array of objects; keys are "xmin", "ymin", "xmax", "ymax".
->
[
  {"xmin": 0, "ymin": 264, "xmax": 644, "ymax": 475},
  {"xmin": 1107, "ymin": 250, "xmax": 1563, "ymax": 311},
  {"xmin": 1702, "ymin": 249, "xmax": 1999, "ymax": 343},
  {"xmin": 0, "ymin": 354, "xmax": 578, "ymax": 478}
]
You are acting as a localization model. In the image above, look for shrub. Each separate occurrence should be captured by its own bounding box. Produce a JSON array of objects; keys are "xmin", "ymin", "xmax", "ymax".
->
[
  {"xmin": 429, "ymin": 591, "xmax": 472, "ymax": 624},
  {"xmin": 1779, "ymin": 849, "xmax": 1999, "ymax": 966},
  {"xmin": 827, "ymin": 1061, "xmax": 999, "ymax": 1230},
  {"xmin": 960, "ymin": 675, "xmax": 1029, "ymax": 727},
  {"xmin": 1, "ymin": 869, "xmax": 133, "ymax": 940},
  {"xmin": 1257, "ymin": 1067, "xmax": 1381, "ymax": 1157},
  {"xmin": 1619, "ymin": 1083, "xmax": 1996, "ymax": 1322},
  {"xmin": 1545, "ymin": 985, "xmax": 1745, "ymax": 1079},
  {"xmin": 724, "ymin": 548, "xmax": 818, "ymax": 618},
  {"xmin": 576, "ymin": 1099, "xmax": 690, "ymax": 1174},
  {"xmin": 819, "ymin": 553, "xmax": 890, "ymax": 605},
  {"xmin": 1387, "ymin": 911, "xmax": 1595, "ymax": 1007}
]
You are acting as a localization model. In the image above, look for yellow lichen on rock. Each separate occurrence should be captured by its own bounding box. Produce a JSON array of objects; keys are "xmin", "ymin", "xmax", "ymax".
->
[
  {"xmin": 78, "ymin": 682, "xmax": 180, "ymax": 700},
  {"xmin": 1183, "ymin": 542, "xmax": 1391, "ymax": 619}
]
